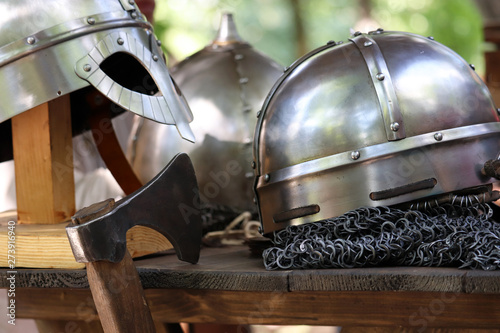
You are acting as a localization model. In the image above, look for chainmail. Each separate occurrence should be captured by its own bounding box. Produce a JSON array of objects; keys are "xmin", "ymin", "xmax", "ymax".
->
[{"xmin": 263, "ymin": 203, "xmax": 500, "ymax": 270}]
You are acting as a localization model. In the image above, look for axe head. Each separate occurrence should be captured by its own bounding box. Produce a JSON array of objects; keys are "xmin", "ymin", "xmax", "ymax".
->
[{"xmin": 66, "ymin": 153, "xmax": 202, "ymax": 264}]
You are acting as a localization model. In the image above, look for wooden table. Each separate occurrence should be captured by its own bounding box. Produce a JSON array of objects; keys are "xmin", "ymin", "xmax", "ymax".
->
[{"xmin": 1, "ymin": 245, "xmax": 500, "ymax": 331}]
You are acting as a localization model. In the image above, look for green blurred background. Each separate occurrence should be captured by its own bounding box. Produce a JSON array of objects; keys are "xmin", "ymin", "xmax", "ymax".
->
[{"xmin": 152, "ymin": 0, "xmax": 486, "ymax": 74}]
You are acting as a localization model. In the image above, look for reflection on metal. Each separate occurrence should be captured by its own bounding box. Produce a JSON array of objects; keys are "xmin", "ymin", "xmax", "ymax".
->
[
  {"xmin": 0, "ymin": 0, "xmax": 194, "ymax": 143},
  {"xmin": 129, "ymin": 13, "xmax": 283, "ymax": 212},
  {"xmin": 254, "ymin": 30, "xmax": 500, "ymax": 234}
]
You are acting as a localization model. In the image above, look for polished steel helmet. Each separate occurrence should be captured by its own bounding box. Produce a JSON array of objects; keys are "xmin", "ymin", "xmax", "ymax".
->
[
  {"xmin": 0, "ymin": 0, "xmax": 194, "ymax": 141},
  {"xmin": 129, "ymin": 13, "xmax": 283, "ymax": 212},
  {"xmin": 254, "ymin": 30, "xmax": 500, "ymax": 234}
]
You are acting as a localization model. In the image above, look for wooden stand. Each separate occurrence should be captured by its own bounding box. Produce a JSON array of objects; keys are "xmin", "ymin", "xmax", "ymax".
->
[{"xmin": 0, "ymin": 96, "xmax": 173, "ymax": 269}]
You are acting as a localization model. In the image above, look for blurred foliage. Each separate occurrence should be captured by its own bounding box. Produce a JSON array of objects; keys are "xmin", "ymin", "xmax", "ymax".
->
[
  {"xmin": 153, "ymin": 0, "xmax": 485, "ymax": 74},
  {"xmin": 371, "ymin": 0, "xmax": 484, "ymax": 73}
]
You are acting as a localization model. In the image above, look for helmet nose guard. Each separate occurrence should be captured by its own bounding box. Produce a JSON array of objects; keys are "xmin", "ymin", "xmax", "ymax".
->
[
  {"xmin": 74, "ymin": 31, "xmax": 194, "ymax": 142},
  {"xmin": 254, "ymin": 30, "xmax": 500, "ymax": 234}
]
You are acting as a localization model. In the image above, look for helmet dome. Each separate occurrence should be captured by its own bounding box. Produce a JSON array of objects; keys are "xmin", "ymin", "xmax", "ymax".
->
[
  {"xmin": 254, "ymin": 30, "xmax": 500, "ymax": 233},
  {"xmin": 129, "ymin": 13, "xmax": 283, "ymax": 212}
]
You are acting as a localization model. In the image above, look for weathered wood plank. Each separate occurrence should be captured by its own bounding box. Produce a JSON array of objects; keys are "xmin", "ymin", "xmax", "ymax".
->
[
  {"xmin": 138, "ymin": 247, "xmax": 289, "ymax": 291},
  {"xmin": 2, "ymin": 246, "xmax": 500, "ymax": 293},
  {"xmin": 15, "ymin": 288, "xmax": 500, "ymax": 328},
  {"xmin": 463, "ymin": 270, "xmax": 500, "ymax": 294},
  {"xmin": 0, "ymin": 246, "xmax": 290, "ymax": 291},
  {"xmin": 289, "ymin": 267, "xmax": 466, "ymax": 293}
]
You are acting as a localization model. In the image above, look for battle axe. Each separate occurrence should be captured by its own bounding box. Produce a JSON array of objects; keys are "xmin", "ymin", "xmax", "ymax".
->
[{"xmin": 66, "ymin": 153, "xmax": 202, "ymax": 333}]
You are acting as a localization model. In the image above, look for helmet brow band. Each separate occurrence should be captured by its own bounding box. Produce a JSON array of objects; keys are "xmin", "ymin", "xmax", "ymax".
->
[
  {"xmin": 370, "ymin": 178, "xmax": 437, "ymax": 201},
  {"xmin": 273, "ymin": 204, "xmax": 320, "ymax": 223}
]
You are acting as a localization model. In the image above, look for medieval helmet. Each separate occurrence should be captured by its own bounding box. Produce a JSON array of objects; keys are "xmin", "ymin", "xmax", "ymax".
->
[
  {"xmin": 0, "ymin": 0, "xmax": 194, "ymax": 142},
  {"xmin": 128, "ymin": 13, "xmax": 283, "ymax": 212},
  {"xmin": 254, "ymin": 30, "xmax": 500, "ymax": 234}
]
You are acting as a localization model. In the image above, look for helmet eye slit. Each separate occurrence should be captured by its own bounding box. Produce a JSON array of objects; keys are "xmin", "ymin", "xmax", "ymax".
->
[{"xmin": 100, "ymin": 52, "xmax": 159, "ymax": 95}]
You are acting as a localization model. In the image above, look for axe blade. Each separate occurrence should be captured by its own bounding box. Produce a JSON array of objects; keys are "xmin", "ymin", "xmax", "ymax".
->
[{"xmin": 66, "ymin": 153, "xmax": 202, "ymax": 264}]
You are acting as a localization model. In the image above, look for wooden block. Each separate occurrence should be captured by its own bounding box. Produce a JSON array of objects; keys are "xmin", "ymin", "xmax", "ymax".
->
[
  {"xmin": 126, "ymin": 225, "xmax": 174, "ymax": 259},
  {"xmin": 0, "ymin": 212, "xmax": 173, "ymax": 269},
  {"xmin": 11, "ymin": 97, "xmax": 75, "ymax": 224}
]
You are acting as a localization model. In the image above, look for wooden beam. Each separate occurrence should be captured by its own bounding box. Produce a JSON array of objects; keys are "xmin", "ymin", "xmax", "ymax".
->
[
  {"xmin": 11, "ymin": 97, "xmax": 75, "ymax": 224},
  {"xmin": 15, "ymin": 288, "xmax": 500, "ymax": 329},
  {"xmin": 35, "ymin": 319, "xmax": 104, "ymax": 333}
]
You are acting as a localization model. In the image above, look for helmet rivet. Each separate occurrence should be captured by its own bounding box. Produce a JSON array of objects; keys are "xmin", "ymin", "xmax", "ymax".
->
[
  {"xmin": 129, "ymin": 0, "xmax": 135, "ymax": 4},
  {"xmin": 83, "ymin": 64, "xmax": 92, "ymax": 72},
  {"xmin": 152, "ymin": 55, "xmax": 159, "ymax": 62},
  {"xmin": 264, "ymin": 174, "xmax": 270, "ymax": 182},
  {"xmin": 257, "ymin": 110, "xmax": 262, "ymax": 118},
  {"xmin": 117, "ymin": 38, "xmax": 124, "ymax": 45},
  {"xmin": 390, "ymin": 122, "xmax": 400, "ymax": 132},
  {"xmin": 364, "ymin": 41, "xmax": 373, "ymax": 47},
  {"xmin": 253, "ymin": 197, "xmax": 258, "ymax": 204},
  {"xmin": 377, "ymin": 28, "xmax": 384, "ymax": 32},
  {"xmin": 376, "ymin": 73, "xmax": 385, "ymax": 81},
  {"xmin": 327, "ymin": 40, "xmax": 336, "ymax": 45},
  {"xmin": 234, "ymin": 54, "xmax": 244, "ymax": 60},
  {"xmin": 251, "ymin": 161, "xmax": 256, "ymax": 169},
  {"xmin": 354, "ymin": 31, "xmax": 362, "ymax": 37},
  {"xmin": 239, "ymin": 77, "xmax": 249, "ymax": 84},
  {"xmin": 26, "ymin": 36, "xmax": 36, "ymax": 45},
  {"xmin": 336, "ymin": 41, "xmax": 343, "ymax": 45},
  {"xmin": 131, "ymin": 11, "xmax": 138, "ymax": 19},
  {"xmin": 351, "ymin": 151, "xmax": 360, "ymax": 160},
  {"xmin": 434, "ymin": 132, "xmax": 443, "ymax": 141},
  {"xmin": 156, "ymin": 39, "xmax": 162, "ymax": 47},
  {"xmin": 428, "ymin": 36, "xmax": 434, "ymax": 40},
  {"xmin": 87, "ymin": 17, "xmax": 96, "ymax": 25},
  {"xmin": 469, "ymin": 64, "xmax": 476, "ymax": 71},
  {"xmin": 497, "ymin": 108, "xmax": 500, "ymax": 115}
]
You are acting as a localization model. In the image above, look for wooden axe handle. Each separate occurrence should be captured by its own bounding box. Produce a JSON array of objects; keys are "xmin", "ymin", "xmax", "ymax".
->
[
  {"xmin": 75, "ymin": 199, "xmax": 156, "ymax": 332},
  {"xmin": 86, "ymin": 251, "xmax": 156, "ymax": 333}
]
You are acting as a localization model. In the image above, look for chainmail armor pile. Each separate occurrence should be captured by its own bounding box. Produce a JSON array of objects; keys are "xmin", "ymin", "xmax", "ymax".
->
[{"xmin": 263, "ymin": 203, "xmax": 500, "ymax": 270}]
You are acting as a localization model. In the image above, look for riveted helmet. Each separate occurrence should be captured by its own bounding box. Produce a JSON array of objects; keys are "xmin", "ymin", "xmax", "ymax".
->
[
  {"xmin": 0, "ymin": 0, "xmax": 194, "ymax": 141},
  {"xmin": 129, "ymin": 13, "xmax": 283, "ymax": 212},
  {"xmin": 254, "ymin": 30, "xmax": 500, "ymax": 234}
]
